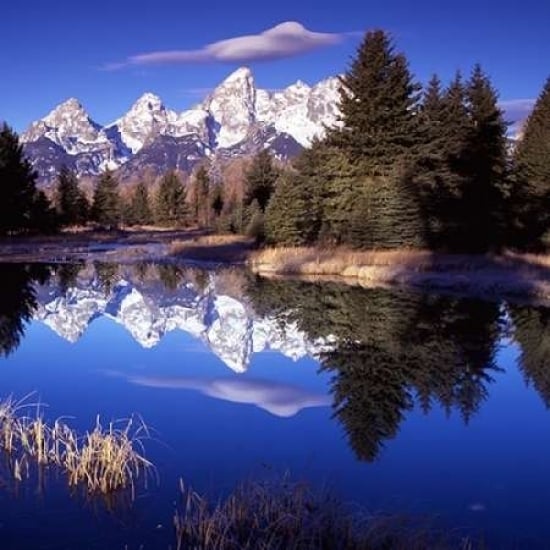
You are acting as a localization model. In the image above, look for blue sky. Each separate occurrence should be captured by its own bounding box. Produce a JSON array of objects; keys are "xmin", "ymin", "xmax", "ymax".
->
[{"xmin": 1, "ymin": 0, "xmax": 548, "ymax": 132}]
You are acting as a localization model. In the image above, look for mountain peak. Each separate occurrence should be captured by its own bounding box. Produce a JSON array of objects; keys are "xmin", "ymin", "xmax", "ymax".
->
[
  {"xmin": 223, "ymin": 66, "xmax": 254, "ymax": 84},
  {"xmin": 293, "ymin": 79, "xmax": 309, "ymax": 89},
  {"xmin": 42, "ymin": 98, "xmax": 89, "ymax": 122},
  {"xmin": 21, "ymin": 97, "xmax": 105, "ymax": 153},
  {"xmin": 22, "ymin": 69, "xmax": 341, "ymax": 184},
  {"xmin": 131, "ymin": 92, "xmax": 164, "ymax": 111},
  {"xmin": 55, "ymin": 97, "xmax": 85, "ymax": 111},
  {"xmin": 283, "ymin": 80, "xmax": 311, "ymax": 96},
  {"xmin": 203, "ymin": 67, "xmax": 258, "ymax": 148}
]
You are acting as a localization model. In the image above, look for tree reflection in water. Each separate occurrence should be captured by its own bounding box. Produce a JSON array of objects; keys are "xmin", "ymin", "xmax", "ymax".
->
[
  {"xmin": 247, "ymin": 276, "xmax": 503, "ymax": 461},
  {"xmin": 0, "ymin": 263, "xmax": 50, "ymax": 357}
]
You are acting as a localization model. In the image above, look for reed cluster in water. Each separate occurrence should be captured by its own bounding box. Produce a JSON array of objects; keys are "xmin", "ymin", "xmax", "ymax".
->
[
  {"xmin": 0, "ymin": 395, "xmax": 153, "ymax": 497},
  {"xmin": 173, "ymin": 477, "xmax": 466, "ymax": 550}
]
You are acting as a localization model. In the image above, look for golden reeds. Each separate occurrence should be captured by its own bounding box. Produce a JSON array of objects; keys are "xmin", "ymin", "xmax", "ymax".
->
[
  {"xmin": 169, "ymin": 235, "xmax": 255, "ymax": 262},
  {"xmin": 0, "ymin": 395, "xmax": 153, "ymax": 498},
  {"xmin": 249, "ymin": 246, "xmax": 437, "ymax": 276},
  {"xmin": 174, "ymin": 477, "xmax": 363, "ymax": 550},
  {"xmin": 174, "ymin": 477, "xmax": 472, "ymax": 550}
]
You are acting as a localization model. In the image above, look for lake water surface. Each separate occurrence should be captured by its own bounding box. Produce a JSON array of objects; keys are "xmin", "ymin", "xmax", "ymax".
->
[{"xmin": 0, "ymin": 262, "xmax": 549, "ymax": 549}]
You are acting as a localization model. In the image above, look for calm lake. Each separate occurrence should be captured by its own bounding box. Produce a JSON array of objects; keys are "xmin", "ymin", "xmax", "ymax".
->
[{"xmin": 1, "ymin": 261, "xmax": 550, "ymax": 549}]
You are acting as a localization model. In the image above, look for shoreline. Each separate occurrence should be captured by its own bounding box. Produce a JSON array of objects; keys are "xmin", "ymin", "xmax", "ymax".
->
[
  {"xmin": 249, "ymin": 247, "xmax": 550, "ymax": 306},
  {"xmin": 0, "ymin": 228, "xmax": 206, "ymax": 264},
  {"xmin": 2, "ymin": 233, "xmax": 550, "ymax": 305}
]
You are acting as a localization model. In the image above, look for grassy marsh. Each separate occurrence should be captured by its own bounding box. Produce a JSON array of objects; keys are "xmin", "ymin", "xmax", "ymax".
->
[
  {"xmin": 173, "ymin": 477, "xmax": 475, "ymax": 550},
  {"xmin": 0, "ymin": 395, "xmax": 153, "ymax": 497},
  {"xmin": 249, "ymin": 246, "xmax": 550, "ymax": 305}
]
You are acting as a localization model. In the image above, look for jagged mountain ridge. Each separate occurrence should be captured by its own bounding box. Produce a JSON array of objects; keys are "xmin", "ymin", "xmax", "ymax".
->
[
  {"xmin": 34, "ymin": 272, "xmax": 329, "ymax": 373},
  {"xmin": 21, "ymin": 67, "xmax": 341, "ymax": 185}
]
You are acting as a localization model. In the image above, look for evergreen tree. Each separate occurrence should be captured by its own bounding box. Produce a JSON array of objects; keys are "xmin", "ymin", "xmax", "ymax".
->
[
  {"xmin": 415, "ymin": 73, "xmax": 472, "ymax": 250},
  {"xmin": 0, "ymin": 264, "xmax": 49, "ymax": 356},
  {"xmin": 513, "ymin": 77, "xmax": 550, "ymax": 248},
  {"xmin": 511, "ymin": 305, "xmax": 550, "ymax": 407},
  {"xmin": 0, "ymin": 124, "xmax": 40, "ymax": 234},
  {"xmin": 92, "ymin": 170, "xmax": 120, "ymax": 228},
  {"xmin": 156, "ymin": 170, "xmax": 188, "ymax": 226},
  {"xmin": 348, "ymin": 172, "xmax": 424, "ymax": 249},
  {"xmin": 55, "ymin": 165, "xmax": 88, "ymax": 226},
  {"xmin": 193, "ymin": 165, "xmax": 210, "ymax": 227},
  {"xmin": 128, "ymin": 181, "xmax": 152, "ymax": 226},
  {"xmin": 265, "ymin": 171, "xmax": 318, "ymax": 245},
  {"xmin": 414, "ymin": 74, "xmax": 448, "ymax": 246},
  {"xmin": 321, "ymin": 29, "xmax": 424, "ymax": 248},
  {"xmin": 56, "ymin": 263, "xmax": 83, "ymax": 295},
  {"xmin": 462, "ymin": 64, "xmax": 509, "ymax": 251},
  {"xmin": 244, "ymin": 150, "xmax": 278, "ymax": 211},
  {"xmin": 244, "ymin": 199, "xmax": 265, "ymax": 242},
  {"xmin": 317, "ymin": 147, "xmax": 358, "ymax": 244},
  {"xmin": 94, "ymin": 262, "xmax": 119, "ymax": 293},
  {"xmin": 416, "ymin": 67, "xmax": 508, "ymax": 252},
  {"xmin": 292, "ymin": 141, "xmax": 332, "ymax": 243},
  {"xmin": 328, "ymin": 29, "xmax": 422, "ymax": 176},
  {"xmin": 30, "ymin": 190, "xmax": 58, "ymax": 234}
]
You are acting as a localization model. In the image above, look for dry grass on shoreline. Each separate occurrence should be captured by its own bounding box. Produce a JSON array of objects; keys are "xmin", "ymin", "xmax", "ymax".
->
[
  {"xmin": 250, "ymin": 247, "xmax": 436, "ymax": 274},
  {"xmin": 170, "ymin": 235, "xmax": 255, "ymax": 263},
  {"xmin": 249, "ymin": 246, "xmax": 550, "ymax": 303},
  {"xmin": 250, "ymin": 246, "xmax": 550, "ymax": 275},
  {"xmin": 0, "ymin": 395, "xmax": 153, "ymax": 497}
]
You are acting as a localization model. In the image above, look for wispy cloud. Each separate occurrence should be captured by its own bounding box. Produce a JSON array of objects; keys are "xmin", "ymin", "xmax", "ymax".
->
[
  {"xmin": 500, "ymin": 98, "xmax": 535, "ymax": 122},
  {"xmin": 500, "ymin": 98, "xmax": 535, "ymax": 137},
  {"xmin": 104, "ymin": 22, "xmax": 350, "ymax": 70},
  {"xmin": 126, "ymin": 374, "xmax": 331, "ymax": 418}
]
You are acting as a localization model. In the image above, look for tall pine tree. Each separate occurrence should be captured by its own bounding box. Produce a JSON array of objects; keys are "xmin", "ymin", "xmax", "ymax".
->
[
  {"xmin": 414, "ymin": 74, "xmax": 448, "ymax": 246},
  {"xmin": 92, "ymin": 170, "xmax": 120, "ymax": 228},
  {"xmin": 155, "ymin": 170, "xmax": 188, "ymax": 226},
  {"xmin": 329, "ymin": 29, "xmax": 421, "ymax": 176},
  {"xmin": 0, "ymin": 124, "xmax": 40, "ymax": 234},
  {"xmin": 462, "ymin": 64, "xmax": 508, "ymax": 251},
  {"xmin": 323, "ymin": 30, "xmax": 424, "ymax": 248},
  {"xmin": 265, "ymin": 171, "xmax": 319, "ymax": 245},
  {"xmin": 513, "ymin": 76, "xmax": 550, "ymax": 248},
  {"xmin": 193, "ymin": 165, "xmax": 210, "ymax": 227},
  {"xmin": 244, "ymin": 150, "xmax": 278, "ymax": 212},
  {"xmin": 415, "ymin": 73, "xmax": 472, "ymax": 250},
  {"xmin": 128, "ymin": 181, "xmax": 153, "ymax": 226},
  {"xmin": 55, "ymin": 165, "xmax": 88, "ymax": 226}
]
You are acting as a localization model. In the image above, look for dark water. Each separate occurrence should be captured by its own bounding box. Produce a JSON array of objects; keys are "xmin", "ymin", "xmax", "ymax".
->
[{"xmin": 1, "ymin": 262, "xmax": 550, "ymax": 549}]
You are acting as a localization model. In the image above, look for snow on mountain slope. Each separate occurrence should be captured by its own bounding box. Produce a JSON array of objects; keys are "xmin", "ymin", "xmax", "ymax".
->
[
  {"xmin": 22, "ymin": 98, "xmax": 104, "ymax": 153},
  {"xmin": 202, "ymin": 67, "xmax": 257, "ymax": 148},
  {"xmin": 254, "ymin": 77, "xmax": 341, "ymax": 146},
  {"xmin": 202, "ymin": 67, "xmax": 341, "ymax": 148},
  {"xmin": 22, "ymin": 67, "xmax": 341, "ymax": 183},
  {"xmin": 21, "ymin": 98, "xmax": 130, "ymax": 174},
  {"xmin": 107, "ymin": 93, "xmax": 212, "ymax": 154}
]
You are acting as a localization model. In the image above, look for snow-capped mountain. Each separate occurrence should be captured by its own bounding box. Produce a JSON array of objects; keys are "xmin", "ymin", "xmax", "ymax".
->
[
  {"xmin": 23, "ymin": 98, "xmax": 131, "ymax": 174},
  {"xmin": 21, "ymin": 67, "xmax": 340, "ymax": 184},
  {"xmin": 23, "ymin": 98, "xmax": 103, "ymax": 153},
  {"xmin": 34, "ymin": 271, "xmax": 329, "ymax": 373},
  {"xmin": 202, "ymin": 67, "xmax": 258, "ymax": 148},
  {"xmin": 108, "ymin": 93, "xmax": 213, "ymax": 154}
]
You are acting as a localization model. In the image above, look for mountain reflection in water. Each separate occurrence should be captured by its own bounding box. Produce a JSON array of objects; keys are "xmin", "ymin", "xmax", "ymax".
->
[{"xmin": 0, "ymin": 261, "xmax": 549, "ymax": 466}]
